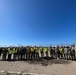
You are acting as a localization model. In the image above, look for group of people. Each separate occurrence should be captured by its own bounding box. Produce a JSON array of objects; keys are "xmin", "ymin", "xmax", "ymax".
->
[{"xmin": 0, "ymin": 45, "xmax": 76, "ymax": 61}]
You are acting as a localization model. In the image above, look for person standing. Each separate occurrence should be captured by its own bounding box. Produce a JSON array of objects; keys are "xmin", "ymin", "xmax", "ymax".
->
[
  {"xmin": 26, "ymin": 46, "xmax": 30, "ymax": 60},
  {"xmin": 21, "ymin": 47, "xmax": 26, "ymax": 60},
  {"xmin": 18, "ymin": 47, "xmax": 21, "ymax": 61},
  {"xmin": 71, "ymin": 47, "xmax": 75, "ymax": 60},
  {"xmin": 44, "ymin": 47, "xmax": 48, "ymax": 58},
  {"xmin": 59, "ymin": 47, "xmax": 63, "ymax": 59},
  {"xmin": 8, "ymin": 47, "xmax": 13, "ymax": 61},
  {"xmin": 31, "ymin": 47, "xmax": 34, "ymax": 59},
  {"xmin": 63, "ymin": 46, "xmax": 68, "ymax": 59},
  {"xmin": 74, "ymin": 46, "xmax": 76, "ymax": 60},
  {"xmin": 13, "ymin": 47, "xmax": 18, "ymax": 61},
  {"xmin": 0, "ymin": 47, "xmax": 2, "ymax": 60},
  {"xmin": 35, "ymin": 47, "xmax": 39, "ymax": 59},
  {"xmin": 3, "ymin": 47, "xmax": 8, "ymax": 61},
  {"xmin": 40, "ymin": 47, "xmax": 44, "ymax": 59}
]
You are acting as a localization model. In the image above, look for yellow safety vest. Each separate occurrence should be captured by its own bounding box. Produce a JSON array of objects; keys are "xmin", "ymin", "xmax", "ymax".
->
[
  {"xmin": 59, "ymin": 48, "xmax": 62, "ymax": 53},
  {"xmin": 44, "ymin": 48, "xmax": 48, "ymax": 52},
  {"xmin": 31, "ymin": 48, "xmax": 34, "ymax": 52},
  {"xmin": 14, "ymin": 48, "xmax": 18, "ymax": 53},
  {"xmin": 40, "ymin": 48, "xmax": 42, "ymax": 51},
  {"xmin": 36, "ymin": 48, "xmax": 39, "ymax": 53},
  {"xmin": 8, "ymin": 48, "xmax": 12, "ymax": 54},
  {"xmin": 75, "ymin": 49, "xmax": 76, "ymax": 53},
  {"xmin": 26, "ymin": 48, "xmax": 31, "ymax": 53}
]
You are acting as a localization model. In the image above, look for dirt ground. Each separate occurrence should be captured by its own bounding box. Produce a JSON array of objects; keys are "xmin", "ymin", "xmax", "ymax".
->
[{"xmin": 0, "ymin": 59, "xmax": 76, "ymax": 75}]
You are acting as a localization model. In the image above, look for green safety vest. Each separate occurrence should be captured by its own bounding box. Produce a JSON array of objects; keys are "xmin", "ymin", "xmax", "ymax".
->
[
  {"xmin": 8, "ymin": 48, "xmax": 12, "ymax": 54},
  {"xmin": 31, "ymin": 48, "xmax": 34, "ymax": 52},
  {"xmin": 40, "ymin": 48, "xmax": 42, "ymax": 51},
  {"xmin": 36, "ymin": 48, "xmax": 39, "ymax": 53},
  {"xmin": 44, "ymin": 48, "xmax": 48, "ymax": 52},
  {"xmin": 75, "ymin": 49, "xmax": 76, "ymax": 53},
  {"xmin": 59, "ymin": 48, "xmax": 63, "ymax": 53},
  {"xmin": 14, "ymin": 48, "xmax": 18, "ymax": 54}
]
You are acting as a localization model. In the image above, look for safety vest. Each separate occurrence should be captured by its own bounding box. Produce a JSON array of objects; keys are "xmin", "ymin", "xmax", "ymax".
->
[
  {"xmin": 31, "ymin": 48, "xmax": 34, "ymax": 52},
  {"xmin": 44, "ymin": 48, "xmax": 48, "ymax": 52},
  {"xmin": 40, "ymin": 48, "xmax": 42, "ymax": 51},
  {"xmin": 59, "ymin": 48, "xmax": 63, "ymax": 53},
  {"xmin": 35, "ymin": 48, "xmax": 39, "ymax": 53},
  {"xmin": 34, "ymin": 47, "xmax": 36, "ymax": 51},
  {"xmin": 26, "ymin": 47, "xmax": 30, "ymax": 53},
  {"xmin": 75, "ymin": 49, "xmax": 76, "ymax": 53},
  {"xmin": 8, "ymin": 48, "xmax": 12, "ymax": 54},
  {"xmin": 13, "ymin": 48, "xmax": 18, "ymax": 54}
]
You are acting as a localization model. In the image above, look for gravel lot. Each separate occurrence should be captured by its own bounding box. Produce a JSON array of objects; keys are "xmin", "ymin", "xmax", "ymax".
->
[{"xmin": 0, "ymin": 59, "xmax": 76, "ymax": 75}]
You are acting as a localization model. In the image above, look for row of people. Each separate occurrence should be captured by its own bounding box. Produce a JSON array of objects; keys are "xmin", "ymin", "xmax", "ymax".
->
[{"xmin": 0, "ymin": 46, "xmax": 76, "ymax": 61}]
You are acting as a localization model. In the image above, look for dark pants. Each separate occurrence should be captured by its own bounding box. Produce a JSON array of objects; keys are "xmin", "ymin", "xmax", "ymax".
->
[
  {"xmin": 41, "ymin": 51, "xmax": 44, "ymax": 59},
  {"xmin": 21, "ymin": 53, "xmax": 25, "ymax": 60},
  {"xmin": 0, "ymin": 51, "xmax": 2, "ymax": 57},
  {"xmin": 18, "ymin": 54, "xmax": 21, "ymax": 61},
  {"xmin": 14, "ymin": 53, "xmax": 17, "ymax": 61},
  {"xmin": 8, "ymin": 54, "xmax": 12, "ymax": 61},
  {"xmin": 31, "ymin": 52, "xmax": 34, "ymax": 59},
  {"xmin": 50, "ymin": 51, "xmax": 55, "ymax": 59},
  {"xmin": 26, "ymin": 53, "xmax": 30, "ymax": 59},
  {"xmin": 2, "ymin": 54, "xmax": 7, "ymax": 60},
  {"xmin": 54, "ymin": 52, "xmax": 58, "ymax": 59},
  {"xmin": 59, "ymin": 53, "xmax": 63, "ymax": 59},
  {"xmin": 35, "ymin": 53, "xmax": 39, "ymax": 59},
  {"xmin": 71, "ymin": 53, "xmax": 75, "ymax": 60},
  {"xmin": 64, "ymin": 53, "xmax": 67, "ymax": 59}
]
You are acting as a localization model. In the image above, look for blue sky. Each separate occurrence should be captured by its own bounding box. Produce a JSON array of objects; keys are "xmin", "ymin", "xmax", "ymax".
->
[{"xmin": 0, "ymin": 0, "xmax": 76, "ymax": 46}]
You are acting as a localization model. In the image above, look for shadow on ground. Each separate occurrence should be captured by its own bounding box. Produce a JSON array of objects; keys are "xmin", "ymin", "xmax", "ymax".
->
[
  {"xmin": 1, "ymin": 57, "xmax": 72, "ymax": 66},
  {"xmin": 22, "ymin": 57, "xmax": 71, "ymax": 66}
]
